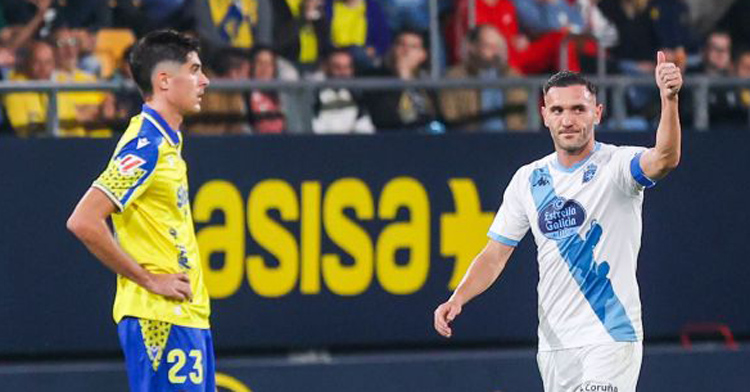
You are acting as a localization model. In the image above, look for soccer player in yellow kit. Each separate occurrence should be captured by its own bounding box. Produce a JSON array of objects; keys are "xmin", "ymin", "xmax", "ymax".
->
[{"xmin": 67, "ymin": 30, "xmax": 213, "ymax": 391}]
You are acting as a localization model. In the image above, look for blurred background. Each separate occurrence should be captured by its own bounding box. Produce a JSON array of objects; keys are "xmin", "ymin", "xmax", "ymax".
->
[{"xmin": 0, "ymin": 0, "xmax": 748, "ymax": 391}]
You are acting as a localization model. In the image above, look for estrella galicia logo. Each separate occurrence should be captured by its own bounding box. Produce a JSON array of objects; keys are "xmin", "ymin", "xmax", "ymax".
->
[
  {"xmin": 538, "ymin": 197, "xmax": 586, "ymax": 240},
  {"xmin": 574, "ymin": 381, "xmax": 618, "ymax": 392},
  {"xmin": 583, "ymin": 163, "xmax": 598, "ymax": 183}
]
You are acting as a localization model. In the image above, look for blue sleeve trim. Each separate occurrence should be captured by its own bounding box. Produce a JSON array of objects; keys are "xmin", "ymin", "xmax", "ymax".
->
[
  {"xmin": 630, "ymin": 152, "xmax": 657, "ymax": 189},
  {"xmin": 487, "ymin": 231, "xmax": 519, "ymax": 247},
  {"xmin": 116, "ymin": 136, "xmax": 160, "ymax": 207}
]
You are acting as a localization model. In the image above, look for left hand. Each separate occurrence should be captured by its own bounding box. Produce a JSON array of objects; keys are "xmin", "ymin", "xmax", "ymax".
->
[{"xmin": 655, "ymin": 51, "xmax": 682, "ymax": 100}]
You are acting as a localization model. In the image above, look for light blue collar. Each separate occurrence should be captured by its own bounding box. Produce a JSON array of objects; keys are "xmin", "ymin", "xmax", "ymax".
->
[{"xmin": 551, "ymin": 142, "xmax": 601, "ymax": 173}]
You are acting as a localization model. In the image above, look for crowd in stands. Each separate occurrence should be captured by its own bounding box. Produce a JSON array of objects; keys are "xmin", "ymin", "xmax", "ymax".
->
[{"xmin": 0, "ymin": 0, "xmax": 748, "ymax": 137}]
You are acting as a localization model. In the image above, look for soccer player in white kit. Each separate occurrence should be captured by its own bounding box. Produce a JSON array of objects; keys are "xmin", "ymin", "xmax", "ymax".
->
[{"xmin": 434, "ymin": 51, "xmax": 683, "ymax": 392}]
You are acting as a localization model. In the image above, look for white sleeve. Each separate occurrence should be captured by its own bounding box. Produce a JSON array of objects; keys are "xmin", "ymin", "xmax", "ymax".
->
[
  {"xmin": 487, "ymin": 169, "xmax": 530, "ymax": 247},
  {"xmin": 609, "ymin": 146, "xmax": 657, "ymax": 196}
]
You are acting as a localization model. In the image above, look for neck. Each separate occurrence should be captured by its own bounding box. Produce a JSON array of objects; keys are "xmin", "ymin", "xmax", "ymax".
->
[
  {"xmin": 555, "ymin": 140, "xmax": 595, "ymax": 168},
  {"xmin": 146, "ymin": 97, "xmax": 183, "ymax": 131}
]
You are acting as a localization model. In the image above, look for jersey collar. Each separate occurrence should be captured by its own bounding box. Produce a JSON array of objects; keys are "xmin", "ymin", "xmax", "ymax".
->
[
  {"xmin": 141, "ymin": 104, "xmax": 181, "ymax": 146},
  {"xmin": 551, "ymin": 142, "xmax": 601, "ymax": 173}
]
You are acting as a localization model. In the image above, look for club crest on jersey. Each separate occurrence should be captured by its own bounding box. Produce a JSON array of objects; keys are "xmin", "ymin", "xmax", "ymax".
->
[
  {"xmin": 117, "ymin": 154, "xmax": 146, "ymax": 176},
  {"xmin": 538, "ymin": 197, "xmax": 587, "ymax": 240},
  {"xmin": 583, "ymin": 163, "xmax": 598, "ymax": 183}
]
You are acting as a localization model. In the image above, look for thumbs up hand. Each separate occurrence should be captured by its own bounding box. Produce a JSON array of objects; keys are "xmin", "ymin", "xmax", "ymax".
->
[{"xmin": 655, "ymin": 51, "xmax": 682, "ymax": 100}]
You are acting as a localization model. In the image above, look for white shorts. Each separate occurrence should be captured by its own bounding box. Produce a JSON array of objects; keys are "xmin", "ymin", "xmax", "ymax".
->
[{"xmin": 537, "ymin": 342, "xmax": 643, "ymax": 392}]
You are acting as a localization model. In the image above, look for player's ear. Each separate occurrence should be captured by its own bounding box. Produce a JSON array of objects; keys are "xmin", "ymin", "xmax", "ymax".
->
[
  {"xmin": 594, "ymin": 103, "xmax": 603, "ymax": 125},
  {"xmin": 151, "ymin": 68, "xmax": 170, "ymax": 92}
]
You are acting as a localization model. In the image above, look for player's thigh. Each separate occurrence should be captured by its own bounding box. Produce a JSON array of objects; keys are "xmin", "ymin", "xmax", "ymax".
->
[
  {"xmin": 117, "ymin": 318, "xmax": 215, "ymax": 392},
  {"xmin": 537, "ymin": 349, "xmax": 584, "ymax": 392},
  {"xmin": 576, "ymin": 342, "xmax": 643, "ymax": 392},
  {"xmin": 163, "ymin": 324, "xmax": 216, "ymax": 391}
]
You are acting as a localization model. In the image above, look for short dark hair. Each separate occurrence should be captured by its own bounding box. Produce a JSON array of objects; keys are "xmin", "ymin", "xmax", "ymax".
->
[
  {"xmin": 129, "ymin": 30, "xmax": 200, "ymax": 98},
  {"xmin": 211, "ymin": 47, "xmax": 249, "ymax": 76},
  {"xmin": 394, "ymin": 27, "xmax": 429, "ymax": 50},
  {"xmin": 325, "ymin": 47, "xmax": 354, "ymax": 61},
  {"xmin": 543, "ymin": 71, "xmax": 598, "ymax": 96},
  {"xmin": 466, "ymin": 24, "xmax": 497, "ymax": 45}
]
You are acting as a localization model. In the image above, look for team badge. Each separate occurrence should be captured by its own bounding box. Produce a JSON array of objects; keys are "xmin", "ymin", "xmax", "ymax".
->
[{"xmin": 583, "ymin": 163, "xmax": 598, "ymax": 183}]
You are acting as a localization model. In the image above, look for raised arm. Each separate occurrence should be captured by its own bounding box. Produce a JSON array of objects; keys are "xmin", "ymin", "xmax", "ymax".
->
[
  {"xmin": 433, "ymin": 240, "xmax": 515, "ymax": 338},
  {"xmin": 66, "ymin": 187, "xmax": 192, "ymax": 301},
  {"xmin": 640, "ymin": 51, "xmax": 683, "ymax": 181}
]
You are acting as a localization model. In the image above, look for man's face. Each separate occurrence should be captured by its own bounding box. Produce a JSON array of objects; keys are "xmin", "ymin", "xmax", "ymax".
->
[
  {"xmin": 326, "ymin": 52, "xmax": 354, "ymax": 79},
  {"xmin": 252, "ymin": 50, "xmax": 275, "ymax": 81},
  {"xmin": 542, "ymin": 85, "xmax": 602, "ymax": 154},
  {"xmin": 472, "ymin": 27, "xmax": 507, "ymax": 68},
  {"xmin": 394, "ymin": 33, "xmax": 426, "ymax": 67},
  {"xmin": 161, "ymin": 51, "xmax": 210, "ymax": 114},
  {"xmin": 736, "ymin": 54, "xmax": 750, "ymax": 79},
  {"xmin": 53, "ymin": 28, "xmax": 79, "ymax": 70},
  {"xmin": 706, "ymin": 34, "xmax": 731, "ymax": 73},
  {"xmin": 29, "ymin": 43, "xmax": 55, "ymax": 80}
]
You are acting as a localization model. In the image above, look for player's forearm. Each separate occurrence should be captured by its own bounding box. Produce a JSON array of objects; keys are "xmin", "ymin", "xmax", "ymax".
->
[
  {"xmin": 643, "ymin": 96, "xmax": 681, "ymax": 180},
  {"xmin": 449, "ymin": 249, "xmax": 509, "ymax": 306},
  {"xmin": 67, "ymin": 217, "xmax": 153, "ymax": 288},
  {"xmin": 654, "ymin": 96, "xmax": 681, "ymax": 166}
]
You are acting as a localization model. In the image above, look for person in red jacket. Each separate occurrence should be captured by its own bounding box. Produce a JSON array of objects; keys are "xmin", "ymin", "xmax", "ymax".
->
[{"xmin": 450, "ymin": 0, "xmax": 580, "ymax": 74}]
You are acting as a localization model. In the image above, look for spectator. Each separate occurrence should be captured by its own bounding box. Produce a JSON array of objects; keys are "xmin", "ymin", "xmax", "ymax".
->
[
  {"xmin": 187, "ymin": 47, "xmax": 252, "ymax": 135},
  {"xmin": 707, "ymin": 47, "xmax": 750, "ymax": 128},
  {"xmin": 512, "ymin": 0, "xmax": 585, "ymax": 37},
  {"xmin": 272, "ymin": 0, "xmax": 330, "ymax": 73},
  {"xmin": 699, "ymin": 30, "xmax": 732, "ymax": 76},
  {"xmin": 440, "ymin": 24, "xmax": 527, "ymax": 132},
  {"xmin": 715, "ymin": 0, "xmax": 750, "ymax": 52},
  {"xmin": 194, "ymin": 0, "xmax": 273, "ymax": 51},
  {"xmin": 599, "ymin": 0, "xmax": 657, "ymax": 70},
  {"xmin": 0, "ymin": 0, "xmax": 53, "ymax": 51},
  {"xmin": 311, "ymin": 48, "xmax": 375, "ymax": 134},
  {"xmin": 379, "ymin": 0, "xmax": 431, "ymax": 33},
  {"xmin": 51, "ymin": 27, "xmax": 114, "ymax": 136},
  {"xmin": 247, "ymin": 45, "xmax": 287, "ymax": 133},
  {"xmin": 2, "ymin": 41, "xmax": 103, "ymax": 137},
  {"xmin": 49, "ymin": 0, "xmax": 112, "ymax": 30},
  {"xmin": 325, "ymin": 0, "xmax": 390, "ymax": 70},
  {"xmin": 363, "ymin": 29, "xmax": 438, "ymax": 131},
  {"xmin": 576, "ymin": 0, "xmax": 619, "ymax": 49},
  {"xmin": 451, "ymin": 0, "xmax": 581, "ymax": 74},
  {"xmin": 110, "ymin": 0, "xmax": 192, "ymax": 36},
  {"xmin": 109, "ymin": 45, "xmax": 142, "ymax": 126}
]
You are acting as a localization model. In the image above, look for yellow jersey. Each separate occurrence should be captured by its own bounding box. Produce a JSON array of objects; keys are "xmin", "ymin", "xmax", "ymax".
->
[
  {"xmin": 93, "ymin": 104, "xmax": 210, "ymax": 329},
  {"xmin": 2, "ymin": 70, "xmax": 111, "ymax": 137}
]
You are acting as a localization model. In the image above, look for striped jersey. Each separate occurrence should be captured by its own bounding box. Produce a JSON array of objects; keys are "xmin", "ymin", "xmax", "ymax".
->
[{"xmin": 488, "ymin": 142, "xmax": 656, "ymax": 351}]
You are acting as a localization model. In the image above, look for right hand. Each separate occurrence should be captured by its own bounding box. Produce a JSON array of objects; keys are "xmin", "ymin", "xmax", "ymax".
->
[
  {"xmin": 433, "ymin": 300, "xmax": 462, "ymax": 338},
  {"xmin": 145, "ymin": 272, "xmax": 192, "ymax": 301}
]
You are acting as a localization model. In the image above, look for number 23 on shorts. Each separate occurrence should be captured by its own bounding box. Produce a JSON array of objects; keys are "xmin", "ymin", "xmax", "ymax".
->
[{"xmin": 167, "ymin": 348, "xmax": 204, "ymax": 384}]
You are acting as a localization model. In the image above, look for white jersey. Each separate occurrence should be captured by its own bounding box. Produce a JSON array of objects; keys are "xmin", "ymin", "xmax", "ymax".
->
[{"xmin": 488, "ymin": 142, "xmax": 656, "ymax": 351}]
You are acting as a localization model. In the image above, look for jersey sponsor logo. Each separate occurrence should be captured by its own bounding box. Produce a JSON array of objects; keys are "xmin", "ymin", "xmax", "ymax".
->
[
  {"xmin": 177, "ymin": 185, "xmax": 189, "ymax": 209},
  {"xmin": 538, "ymin": 197, "xmax": 586, "ymax": 240},
  {"xmin": 118, "ymin": 154, "xmax": 147, "ymax": 176},
  {"xmin": 533, "ymin": 170, "xmax": 552, "ymax": 187},
  {"xmin": 574, "ymin": 381, "xmax": 618, "ymax": 392},
  {"xmin": 583, "ymin": 163, "xmax": 598, "ymax": 183}
]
